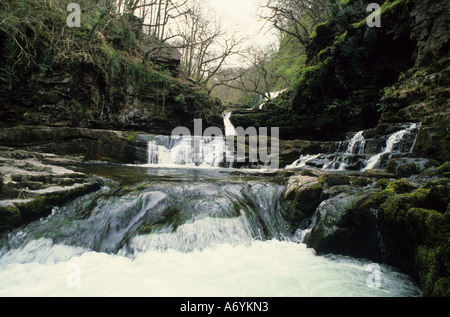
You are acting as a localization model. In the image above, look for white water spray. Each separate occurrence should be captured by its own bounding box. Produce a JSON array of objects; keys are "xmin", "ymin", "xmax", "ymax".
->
[{"xmin": 363, "ymin": 123, "xmax": 420, "ymax": 171}]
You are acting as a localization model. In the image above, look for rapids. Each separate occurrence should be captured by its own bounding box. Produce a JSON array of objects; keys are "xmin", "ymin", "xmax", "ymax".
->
[{"xmin": 0, "ymin": 165, "xmax": 421, "ymax": 297}]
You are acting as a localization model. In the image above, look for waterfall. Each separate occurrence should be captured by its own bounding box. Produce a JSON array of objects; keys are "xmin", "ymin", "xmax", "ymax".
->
[
  {"xmin": 363, "ymin": 123, "xmax": 420, "ymax": 171},
  {"xmin": 143, "ymin": 114, "xmax": 239, "ymax": 168},
  {"xmin": 286, "ymin": 123, "xmax": 422, "ymax": 172},
  {"xmin": 223, "ymin": 112, "xmax": 236, "ymax": 136},
  {"xmin": 259, "ymin": 89, "xmax": 287, "ymax": 110},
  {"xmin": 322, "ymin": 131, "xmax": 367, "ymax": 170},
  {"xmin": 146, "ymin": 135, "xmax": 234, "ymax": 168}
]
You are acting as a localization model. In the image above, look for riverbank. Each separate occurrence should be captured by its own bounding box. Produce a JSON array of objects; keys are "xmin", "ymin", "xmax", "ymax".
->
[{"xmin": 0, "ymin": 148, "xmax": 102, "ymax": 231}]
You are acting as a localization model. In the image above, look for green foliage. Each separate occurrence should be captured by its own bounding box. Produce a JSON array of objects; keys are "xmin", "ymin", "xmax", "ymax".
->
[{"xmin": 175, "ymin": 93, "xmax": 186, "ymax": 105}]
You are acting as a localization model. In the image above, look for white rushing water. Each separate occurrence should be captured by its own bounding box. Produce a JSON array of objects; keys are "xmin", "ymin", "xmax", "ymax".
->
[
  {"xmin": 0, "ymin": 234, "xmax": 421, "ymax": 297},
  {"xmin": 147, "ymin": 136, "xmax": 234, "ymax": 168},
  {"xmin": 223, "ymin": 112, "xmax": 236, "ymax": 136},
  {"xmin": 144, "ymin": 112, "xmax": 238, "ymax": 168},
  {"xmin": 363, "ymin": 123, "xmax": 420, "ymax": 171},
  {"xmin": 0, "ymin": 179, "xmax": 421, "ymax": 297},
  {"xmin": 286, "ymin": 123, "xmax": 421, "ymax": 172}
]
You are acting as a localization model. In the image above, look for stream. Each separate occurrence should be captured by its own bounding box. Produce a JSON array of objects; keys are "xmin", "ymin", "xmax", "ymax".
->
[
  {"xmin": 0, "ymin": 163, "xmax": 421, "ymax": 297},
  {"xmin": 0, "ymin": 117, "xmax": 426, "ymax": 297}
]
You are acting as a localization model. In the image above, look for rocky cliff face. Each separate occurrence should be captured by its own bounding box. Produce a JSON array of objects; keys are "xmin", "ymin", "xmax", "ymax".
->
[
  {"xmin": 0, "ymin": 8, "xmax": 224, "ymax": 162},
  {"xmin": 0, "ymin": 48, "xmax": 223, "ymax": 136},
  {"xmin": 231, "ymin": 0, "xmax": 449, "ymax": 162},
  {"xmin": 0, "ymin": 10, "xmax": 224, "ymax": 137}
]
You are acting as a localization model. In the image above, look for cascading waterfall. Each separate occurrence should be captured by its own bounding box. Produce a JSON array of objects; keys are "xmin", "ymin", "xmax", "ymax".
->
[
  {"xmin": 259, "ymin": 89, "xmax": 287, "ymax": 110},
  {"xmin": 322, "ymin": 131, "xmax": 367, "ymax": 170},
  {"xmin": 363, "ymin": 123, "xmax": 421, "ymax": 171},
  {"xmin": 146, "ymin": 135, "xmax": 234, "ymax": 168},
  {"xmin": 0, "ymin": 121, "xmax": 424, "ymax": 297},
  {"xmin": 286, "ymin": 123, "xmax": 422, "ymax": 172},
  {"xmin": 144, "ymin": 114, "xmax": 238, "ymax": 168}
]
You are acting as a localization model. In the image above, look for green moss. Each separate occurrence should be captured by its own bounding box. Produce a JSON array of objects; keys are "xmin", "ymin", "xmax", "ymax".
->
[
  {"xmin": 285, "ymin": 182, "xmax": 324, "ymax": 225},
  {"xmin": 375, "ymin": 178, "xmax": 392, "ymax": 189},
  {"xmin": 378, "ymin": 182, "xmax": 450, "ymax": 297},
  {"xmin": 126, "ymin": 132, "xmax": 138, "ymax": 142},
  {"xmin": 19, "ymin": 197, "xmax": 53, "ymax": 222},
  {"xmin": 385, "ymin": 179, "xmax": 415, "ymax": 194},
  {"xmin": 436, "ymin": 162, "xmax": 450, "ymax": 176},
  {"xmin": 0, "ymin": 205, "xmax": 21, "ymax": 230},
  {"xmin": 349, "ymin": 187, "xmax": 395, "ymax": 215},
  {"xmin": 310, "ymin": 22, "xmax": 328, "ymax": 41},
  {"xmin": 319, "ymin": 173, "xmax": 351, "ymax": 187},
  {"xmin": 352, "ymin": 0, "xmax": 407, "ymax": 29},
  {"xmin": 333, "ymin": 31, "xmax": 348, "ymax": 46},
  {"xmin": 412, "ymin": 186, "xmax": 431, "ymax": 202},
  {"xmin": 379, "ymin": 194, "xmax": 413, "ymax": 223},
  {"xmin": 350, "ymin": 177, "xmax": 372, "ymax": 187}
]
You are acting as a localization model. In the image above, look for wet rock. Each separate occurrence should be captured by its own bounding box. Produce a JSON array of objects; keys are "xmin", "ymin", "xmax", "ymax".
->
[
  {"xmin": 284, "ymin": 175, "xmax": 324, "ymax": 227},
  {"xmin": 0, "ymin": 149, "xmax": 102, "ymax": 231},
  {"xmin": 318, "ymin": 173, "xmax": 351, "ymax": 188},
  {"xmin": 0, "ymin": 126, "xmax": 145, "ymax": 164}
]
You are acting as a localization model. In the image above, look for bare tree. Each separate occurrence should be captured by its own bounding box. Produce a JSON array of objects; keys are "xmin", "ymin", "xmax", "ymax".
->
[
  {"xmin": 260, "ymin": 0, "xmax": 338, "ymax": 46},
  {"xmin": 118, "ymin": 0, "xmax": 189, "ymax": 40},
  {"xmin": 175, "ymin": 1, "xmax": 245, "ymax": 90},
  {"xmin": 210, "ymin": 44, "xmax": 280, "ymax": 103}
]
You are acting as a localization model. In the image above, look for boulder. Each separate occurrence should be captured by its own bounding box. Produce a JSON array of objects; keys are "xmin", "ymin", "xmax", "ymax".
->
[{"xmin": 284, "ymin": 175, "xmax": 324, "ymax": 227}]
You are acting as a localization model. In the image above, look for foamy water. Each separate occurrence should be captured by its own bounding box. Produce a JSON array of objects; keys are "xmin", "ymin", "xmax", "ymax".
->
[{"xmin": 0, "ymin": 236, "xmax": 421, "ymax": 297}]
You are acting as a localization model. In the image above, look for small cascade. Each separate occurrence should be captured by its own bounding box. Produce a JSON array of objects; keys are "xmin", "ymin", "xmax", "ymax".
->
[
  {"xmin": 223, "ymin": 112, "xmax": 236, "ymax": 136},
  {"xmin": 126, "ymin": 213, "xmax": 254, "ymax": 253},
  {"xmin": 146, "ymin": 135, "xmax": 235, "ymax": 168},
  {"xmin": 363, "ymin": 123, "xmax": 421, "ymax": 171},
  {"xmin": 142, "ymin": 114, "xmax": 240, "ymax": 168},
  {"xmin": 322, "ymin": 131, "xmax": 367, "ymax": 170},
  {"xmin": 259, "ymin": 89, "xmax": 287, "ymax": 110},
  {"xmin": 286, "ymin": 123, "xmax": 422, "ymax": 172}
]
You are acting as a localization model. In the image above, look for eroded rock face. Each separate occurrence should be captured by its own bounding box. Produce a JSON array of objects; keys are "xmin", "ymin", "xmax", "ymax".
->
[
  {"xmin": 0, "ymin": 149, "xmax": 102, "ymax": 231},
  {"xmin": 0, "ymin": 126, "xmax": 146, "ymax": 164},
  {"xmin": 410, "ymin": 0, "xmax": 450, "ymax": 67}
]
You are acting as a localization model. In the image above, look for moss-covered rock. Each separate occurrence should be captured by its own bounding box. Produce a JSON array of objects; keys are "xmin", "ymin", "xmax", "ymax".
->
[
  {"xmin": 350, "ymin": 177, "xmax": 373, "ymax": 187},
  {"xmin": 436, "ymin": 162, "xmax": 450, "ymax": 176},
  {"xmin": 0, "ymin": 181, "xmax": 101, "ymax": 232},
  {"xmin": 304, "ymin": 176, "xmax": 449, "ymax": 296},
  {"xmin": 385, "ymin": 179, "xmax": 416, "ymax": 194},
  {"xmin": 380, "ymin": 199, "xmax": 450, "ymax": 297},
  {"xmin": 0, "ymin": 149, "xmax": 103, "ymax": 231},
  {"xmin": 0, "ymin": 204, "xmax": 21, "ymax": 231},
  {"xmin": 318, "ymin": 173, "xmax": 351, "ymax": 187},
  {"xmin": 284, "ymin": 176, "xmax": 324, "ymax": 227}
]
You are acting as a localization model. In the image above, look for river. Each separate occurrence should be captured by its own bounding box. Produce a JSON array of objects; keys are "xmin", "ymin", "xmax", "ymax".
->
[{"xmin": 0, "ymin": 162, "xmax": 421, "ymax": 297}]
